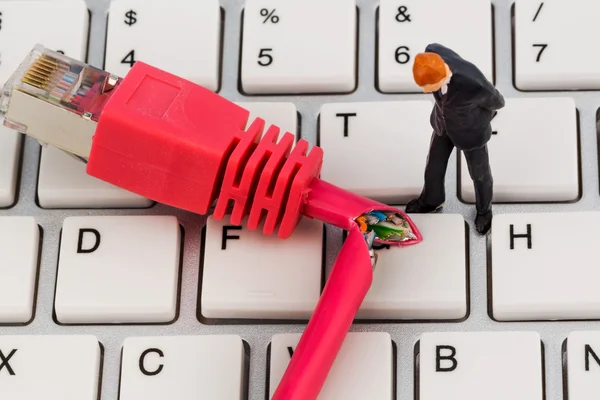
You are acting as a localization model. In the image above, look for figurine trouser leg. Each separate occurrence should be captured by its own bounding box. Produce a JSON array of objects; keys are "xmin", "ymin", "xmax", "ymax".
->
[
  {"xmin": 418, "ymin": 131, "xmax": 454, "ymax": 207},
  {"xmin": 463, "ymin": 144, "xmax": 493, "ymax": 215}
]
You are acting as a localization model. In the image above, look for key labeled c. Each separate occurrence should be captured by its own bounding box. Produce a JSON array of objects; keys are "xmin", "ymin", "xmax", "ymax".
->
[{"xmin": 139, "ymin": 348, "xmax": 164, "ymax": 376}]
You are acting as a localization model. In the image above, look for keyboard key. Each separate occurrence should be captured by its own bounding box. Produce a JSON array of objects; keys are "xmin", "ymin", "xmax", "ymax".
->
[
  {"xmin": 566, "ymin": 331, "xmax": 600, "ymax": 400},
  {"xmin": 38, "ymin": 146, "xmax": 152, "ymax": 208},
  {"xmin": 0, "ymin": 126, "xmax": 20, "ymax": 207},
  {"xmin": 105, "ymin": 0, "xmax": 221, "ymax": 91},
  {"xmin": 514, "ymin": 0, "xmax": 600, "ymax": 90},
  {"xmin": 419, "ymin": 332, "xmax": 543, "ymax": 400},
  {"xmin": 357, "ymin": 214, "xmax": 467, "ymax": 320},
  {"xmin": 491, "ymin": 212, "xmax": 600, "ymax": 320},
  {"xmin": 377, "ymin": 0, "xmax": 493, "ymax": 92},
  {"xmin": 0, "ymin": 0, "xmax": 89, "ymax": 86},
  {"xmin": 241, "ymin": 0, "xmax": 357, "ymax": 94},
  {"xmin": 200, "ymin": 215, "xmax": 323, "ymax": 320},
  {"xmin": 120, "ymin": 335, "xmax": 245, "ymax": 400},
  {"xmin": 269, "ymin": 332, "xmax": 393, "ymax": 400},
  {"xmin": 237, "ymin": 102, "xmax": 298, "ymax": 140},
  {"xmin": 319, "ymin": 101, "xmax": 433, "ymax": 204},
  {"xmin": 0, "ymin": 217, "xmax": 38, "ymax": 323},
  {"xmin": 0, "ymin": 335, "xmax": 101, "ymax": 400},
  {"xmin": 460, "ymin": 98, "xmax": 579, "ymax": 203},
  {"xmin": 54, "ymin": 216, "xmax": 181, "ymax": 324}
]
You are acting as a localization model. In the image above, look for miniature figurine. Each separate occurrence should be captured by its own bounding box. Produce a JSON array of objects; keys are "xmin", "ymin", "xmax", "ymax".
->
[{"xmin": 405, "ymin": 43, "xmax": 505, "ymax": 234}]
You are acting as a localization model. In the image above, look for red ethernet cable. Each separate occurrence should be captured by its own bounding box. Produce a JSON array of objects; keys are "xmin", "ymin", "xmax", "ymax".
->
[{"xmin": 1, "ymin": 45, "xmax": 423, "ymax": 399}]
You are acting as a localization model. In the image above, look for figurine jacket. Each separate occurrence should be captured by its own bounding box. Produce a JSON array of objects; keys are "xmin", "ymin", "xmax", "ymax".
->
[{"xmin": 426, "ymin": 43, "xmax": 505, "ymax": 152}]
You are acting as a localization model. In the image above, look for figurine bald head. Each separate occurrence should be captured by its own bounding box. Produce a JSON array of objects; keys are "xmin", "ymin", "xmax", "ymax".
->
[{"xmin": 412, "ymin": 52, "xmax": 451, "ymax": 93}]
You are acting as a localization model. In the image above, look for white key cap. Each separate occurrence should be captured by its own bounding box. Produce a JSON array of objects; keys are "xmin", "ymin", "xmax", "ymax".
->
[
  {"xmin": 0, "ymin": 335, "xmax": 100, "ymax": 400},
  {"xmin": 0, "ymin": 217, "xmax": 38, "ymax": 323},
  {"xmin": 200, "ymin": 216, "xmax": 322, "ymax": 320},
  {"xmin": 378, "ymin": 0, "xmax": 493, "ymax": 92},
  {"xmin": 419, "ymin": 332, "xmax": 543, "ymax": 400},
  {"xmin": 38, "ymin": 146, "xmax": 152, "ymax": 208},
  {"xmin": 54, "ymin": 216, "xmax": 181, "ymax": 324},
  {"xmin": 514, "ymin": 0, "xmax": 600, "ymax": 90},
  {"xmin": 460, "ymin": 98, "xmax": 578, "ymax": 203},
  {"xmin": 319, "ymin": 101, "xmax": 433, "ymax": 204},
  {"xmin": 0, "ymin": 126, "xmax": 20, "ymax": 207},
  {"xmin": 269, "ymin": 332, "xmax": 393, "ymax": 400},
  {"xmin": 237, "ymin": 102, "xmax": 298, "ymax": 140},
  {"xmin": 358, "ymin": 214, "xmax": 467, "ymax": 320},
  {"xmin": 0, "ymin": 0, "xmax": 89, "ymax": 86},
  {"xmin": 491, "ymin": 212, "xmax": 600, "ymax": 320},
  {"xmin": 241, "ymin": 0, "xmax": 356, "ymax": 94},
  {"xmin": 567, "ymin": 331, "xmax": 600, "ymax": 400},
  {"xmin": 105, "ymin": 0, "xmax": 221, "ymax": 91},
  {"xmin": 120, "ymin": 335, "xmax": 245, "ymax": 400}
]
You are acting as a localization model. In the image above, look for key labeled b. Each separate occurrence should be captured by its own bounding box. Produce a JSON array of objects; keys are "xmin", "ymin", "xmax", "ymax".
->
[{"xmin": 419, "ymin": 332, "xmax": 544, "ymax": 400}]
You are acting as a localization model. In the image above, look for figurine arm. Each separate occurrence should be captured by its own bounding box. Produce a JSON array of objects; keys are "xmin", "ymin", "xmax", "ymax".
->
[{"xmin": 475, "ymin": 83, "xmax": 505, "ymax": 111}]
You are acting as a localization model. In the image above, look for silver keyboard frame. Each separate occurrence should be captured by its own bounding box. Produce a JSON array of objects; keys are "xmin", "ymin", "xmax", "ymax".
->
[{"xmin": 1, "ymin": 0, "xmax": 598, "ymax": 398}]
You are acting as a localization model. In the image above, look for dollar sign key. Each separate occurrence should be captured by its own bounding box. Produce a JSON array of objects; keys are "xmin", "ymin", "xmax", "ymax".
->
[{"xmin": 125, "ymin": 10, "xmax": 137, "ymax": 26}]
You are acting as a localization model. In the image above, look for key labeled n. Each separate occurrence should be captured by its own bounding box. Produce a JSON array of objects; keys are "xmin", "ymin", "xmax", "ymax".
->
[{"xmin": 585, "ymin": 344, "xmax": 600, "ymax": 371}]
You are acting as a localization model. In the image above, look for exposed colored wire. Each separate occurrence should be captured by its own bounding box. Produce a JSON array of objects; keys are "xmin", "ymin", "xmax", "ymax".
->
[{"xmin": 355, "ymin": 209, "xmax": 418, "ymax": 252}]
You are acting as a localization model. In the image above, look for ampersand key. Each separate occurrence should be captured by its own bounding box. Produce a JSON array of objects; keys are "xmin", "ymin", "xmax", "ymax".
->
[{"xmin": 396, "ymin": 6, "xmax": 411, "ymax": 22}]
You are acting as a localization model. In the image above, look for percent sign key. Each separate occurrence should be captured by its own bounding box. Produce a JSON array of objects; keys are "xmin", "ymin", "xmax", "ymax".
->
[{"xmin": 260, "ymin": 8, "xmax": 279, "ymax": 23}]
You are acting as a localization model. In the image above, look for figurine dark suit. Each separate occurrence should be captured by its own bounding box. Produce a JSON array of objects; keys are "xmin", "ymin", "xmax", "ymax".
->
[{"xmin": 406, "ymin": 43, "xmax": 505, "ymax": 234}]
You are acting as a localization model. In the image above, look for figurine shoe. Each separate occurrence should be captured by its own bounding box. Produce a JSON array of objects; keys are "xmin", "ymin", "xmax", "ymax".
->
[
  {"xmin": 475, "ymin": 210, "xmax": 493, "ymax": 235},
  {"xmin": 405, "ymin": 198, "xmax": 443, "ymax": 214}
]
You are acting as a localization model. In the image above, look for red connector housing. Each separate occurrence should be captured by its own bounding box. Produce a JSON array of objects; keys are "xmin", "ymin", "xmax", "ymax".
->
[
  {"xmin": 87, "ymin": 62, "xmax": 322, "ymax": 238},
  {"xmin": 84, "ymin": 61, "xmax": 422, "ymax": 400}
]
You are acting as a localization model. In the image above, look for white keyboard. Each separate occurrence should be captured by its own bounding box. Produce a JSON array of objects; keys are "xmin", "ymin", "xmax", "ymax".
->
[{"xmin": 0, "ymin": 0, "xmax": 599, "ymax": 399}]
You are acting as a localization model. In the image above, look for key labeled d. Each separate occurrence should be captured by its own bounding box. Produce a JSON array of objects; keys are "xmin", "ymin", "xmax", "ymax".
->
[{"xmin": 77, "ymin": 229, "xmax": 101, "ymax": 254}]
